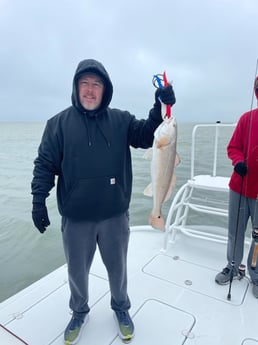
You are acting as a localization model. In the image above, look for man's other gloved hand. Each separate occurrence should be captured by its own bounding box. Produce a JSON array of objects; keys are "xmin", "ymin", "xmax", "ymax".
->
[
  {"xmin": 32, "ymin": 202, "xmax": 50, "ymax": 233},
  {"xmin": 234, "ymin": 161, "xmax": 248, "ymax": 177},
  {"xmin": 155, "ymin": 84, "xmax": 176, "ymax": 106}
]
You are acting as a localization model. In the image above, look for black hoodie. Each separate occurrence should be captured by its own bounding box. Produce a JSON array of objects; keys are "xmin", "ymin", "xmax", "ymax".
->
[{"xmin": 32, "ymin": 59, "xmax": 163, "ymax": 221}]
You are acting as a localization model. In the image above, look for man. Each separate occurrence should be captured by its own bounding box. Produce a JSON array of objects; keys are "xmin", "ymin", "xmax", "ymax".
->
[
  {"xmin": 31, "ymin": 59, "xmax": 176, "ymax": 344},
  {"xmin": 215, "ymin": 76, "xmax": 258, "ymax": 298}
]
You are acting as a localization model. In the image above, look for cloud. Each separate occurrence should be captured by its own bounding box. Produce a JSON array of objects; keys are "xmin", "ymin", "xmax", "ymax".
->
[{"xmin": 0, "ymin": 0, "xmax": 257, "ymax": 123}]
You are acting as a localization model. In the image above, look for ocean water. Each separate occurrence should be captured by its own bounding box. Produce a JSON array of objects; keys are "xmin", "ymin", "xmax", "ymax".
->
[{"xmin": 0, "ymin": 121, "xmax": 235, "ymax": 302}]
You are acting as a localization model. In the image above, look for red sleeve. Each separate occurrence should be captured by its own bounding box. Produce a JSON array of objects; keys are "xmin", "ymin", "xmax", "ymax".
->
[{"xmin": 227, "ymin": 113, "xmax": 249, "ymax": 166}]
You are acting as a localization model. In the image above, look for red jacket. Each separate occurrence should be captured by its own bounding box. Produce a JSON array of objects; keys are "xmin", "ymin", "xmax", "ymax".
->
[{"xmin": 228, "ymin": 107, "xmax": 258, "ymax": 198}]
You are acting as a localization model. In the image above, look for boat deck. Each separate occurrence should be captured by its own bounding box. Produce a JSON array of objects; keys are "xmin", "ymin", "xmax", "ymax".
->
[
  {"xmin": 0, "ymin": 226, "xmax": 257, "ymax": 345},
  {"xmin": 1, "ymin": 123, "xmax": 257, "ymax": 344}
]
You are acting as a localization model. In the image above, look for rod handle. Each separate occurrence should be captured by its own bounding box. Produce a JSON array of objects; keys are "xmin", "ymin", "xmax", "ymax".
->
[{"xmin": 251, "ymin": 243, "xmax": 258, "ymax": 269}]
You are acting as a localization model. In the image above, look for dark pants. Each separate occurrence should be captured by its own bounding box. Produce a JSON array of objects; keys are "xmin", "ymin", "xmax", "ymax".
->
[
  {"xmin": 62, "ymin": 212, "xmax": 131, "ymax": 320},
  {"xmin": 227, "ymin": 190, "xmax": 258, "ymax": 283}
]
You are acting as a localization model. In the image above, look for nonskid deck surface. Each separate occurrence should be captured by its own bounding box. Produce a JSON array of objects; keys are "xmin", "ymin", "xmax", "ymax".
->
[{"xmin": 0, "ymin": 228, "xmax": 257, "ymax": 345}]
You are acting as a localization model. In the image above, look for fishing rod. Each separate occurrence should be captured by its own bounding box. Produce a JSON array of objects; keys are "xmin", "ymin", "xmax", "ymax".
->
[
  {"xmin": 250, "ymin": 73, "xmax": 258, "ymax": 271},
  {"xmin": 227, "ymin": 179, "xmax": 244, "ymax": 301},
  {"xmin": 0, "ymin": 323, "xmax": 29, "ymax": 344},
  {"xmin": 227, "ymin": 58, "xmax": 258, "ymax": 300}
]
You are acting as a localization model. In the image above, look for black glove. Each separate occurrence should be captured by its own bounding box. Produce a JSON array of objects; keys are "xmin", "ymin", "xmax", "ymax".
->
[
  {"xmin": 32, "ymin": 202, "xmax": 50, "ymax": 233},
  {"xmin": 234, "ymin": 161, "xmax": 248, "ymax": 177},
  {"xmin": 155, "ymin": 84, "xmax": 176, "ymax": 106}
]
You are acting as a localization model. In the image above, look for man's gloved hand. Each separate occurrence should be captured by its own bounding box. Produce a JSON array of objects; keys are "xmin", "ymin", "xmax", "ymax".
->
[
  {"xmin": 234, "ymin": 161, "xmax": 248, "ymax": 177},
  {"xmin": 155, "ymin": 84, "xmax": 176, "ymax": 106},
  {"xmin": 32, "ymin": 202, "xmax": 50, "ymax": 233}
]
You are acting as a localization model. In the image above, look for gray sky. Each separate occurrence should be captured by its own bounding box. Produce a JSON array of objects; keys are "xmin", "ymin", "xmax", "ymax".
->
[{"xmin": 0, "ymin": 0, "xmax": 257, "ymax": 123}]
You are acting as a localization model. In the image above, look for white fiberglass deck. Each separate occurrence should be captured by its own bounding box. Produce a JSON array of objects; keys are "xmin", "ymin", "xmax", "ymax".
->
[{"xmin": 0, "ymin": 227, "xmax": 257, "ymax": 345}]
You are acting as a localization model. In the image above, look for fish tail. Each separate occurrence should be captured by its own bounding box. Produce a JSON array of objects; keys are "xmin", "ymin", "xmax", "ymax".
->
[{"xmin": 149, "ymin": 215, "xmax": 165, "ymax": 231}]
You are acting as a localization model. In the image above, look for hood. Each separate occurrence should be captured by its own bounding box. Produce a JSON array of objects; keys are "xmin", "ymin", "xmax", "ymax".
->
[
  {"xmin": 255, "ymin": 76, "xmax": 258, "ymax": 100},
  {"xmin": 71, "ymin": 59, "xmax": 113, "ymax": 113}
]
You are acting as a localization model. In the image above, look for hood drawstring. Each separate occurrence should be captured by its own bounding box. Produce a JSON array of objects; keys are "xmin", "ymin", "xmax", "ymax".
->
[
  {"xmin": 96, "ymin": 117, "xmax": 111, "ymax": 147},
  {"xmin": 82, "ymin": 112, "xmax": 110, "ymax": 148},
  {"xmin": 82, "ymin": 113, "xmax": 92, "ymax": 147}
]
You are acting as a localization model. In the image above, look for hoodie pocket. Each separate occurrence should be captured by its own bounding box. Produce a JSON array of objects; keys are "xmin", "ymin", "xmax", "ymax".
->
[{"xmin": 62, "ymin": 176, "xmax": 128, "ymax": 220}]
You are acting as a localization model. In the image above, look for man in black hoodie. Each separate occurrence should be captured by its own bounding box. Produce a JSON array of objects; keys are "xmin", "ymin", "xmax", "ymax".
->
[{"xmin": 31, "ymin": 59, "xmax": 176, "ymax": 344}]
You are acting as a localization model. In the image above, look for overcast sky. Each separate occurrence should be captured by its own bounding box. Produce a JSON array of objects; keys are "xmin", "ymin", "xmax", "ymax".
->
[{"xmin": 0, "ymin": 0, "xmax": 257, "ymax": 123}]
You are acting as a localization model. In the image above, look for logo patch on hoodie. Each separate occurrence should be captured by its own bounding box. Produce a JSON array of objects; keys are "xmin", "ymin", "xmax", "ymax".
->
[{"xmin": 110, "ymin": 178, "xmax": 116, "ymax": 185}]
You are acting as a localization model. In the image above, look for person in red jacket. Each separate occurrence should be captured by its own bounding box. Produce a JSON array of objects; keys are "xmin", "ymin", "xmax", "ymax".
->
[{"xmin": 215, "ymin": 76, "xmax": 258, "ymax": 298}]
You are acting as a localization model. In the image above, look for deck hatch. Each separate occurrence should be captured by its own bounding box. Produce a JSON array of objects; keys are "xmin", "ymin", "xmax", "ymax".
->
[
  {"xmin": 111, "ymin": 299, "xmax": 195, "ymax": 344},
  {"xmin": 242, "ymin": 339, "xmax": 258, "ymax": 344},
  {"xmin": 3, "ymin": 274, "xmax": 109, "ymax": 345},
  {"xmin": 142, "ymin": 254, "xmax": 249, "ymax": 305}
]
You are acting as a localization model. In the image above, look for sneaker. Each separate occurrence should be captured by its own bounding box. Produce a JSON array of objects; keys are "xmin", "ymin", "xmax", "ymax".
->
[
  {"xmin": 64, "ymin": 314, "xmax": 88, "ymax": 345},
  {"xmin": 252, "ymin": 281, "xmax": 258, "ymax": 298},
  {"xmin": 215, "ymin": 267, "xmax": 238, "ymax": 285},
  {"xmin": 113, "ymin": 310, "xmax": 134, "ymax": 342}
]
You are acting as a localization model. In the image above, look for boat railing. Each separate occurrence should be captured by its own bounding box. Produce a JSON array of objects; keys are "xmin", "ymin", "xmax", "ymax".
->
[
  {"xmin": 162, "ymin": 122, "xmax": 253, "ymax": 250},
  {"xmin": 190, "ymin": 122, "xmax": 236, "ymax": 179}
]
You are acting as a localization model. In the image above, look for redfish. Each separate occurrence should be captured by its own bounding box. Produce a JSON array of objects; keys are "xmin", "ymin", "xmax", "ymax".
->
[{"xmin": 144, "ymin": 116, "xmax": 180, "ymax": 230}]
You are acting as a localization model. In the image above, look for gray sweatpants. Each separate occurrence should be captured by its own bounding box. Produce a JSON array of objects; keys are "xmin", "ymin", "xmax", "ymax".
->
[
  {"xmin": 61, "ymin": 212, "xmax": 131, "ymax": 320},
  {"xmin": 227, "ymin": 190, "xmax": 258, "ymax": 283}
]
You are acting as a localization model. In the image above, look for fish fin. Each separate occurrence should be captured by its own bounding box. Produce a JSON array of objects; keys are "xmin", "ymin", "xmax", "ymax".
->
[
  {"xmin": 143, "ymin": 148, "xmax": 153, "ymax": 160},
  {"xmin": 149, "ymin": 214, "xmax": 165, "ymax": 231},
  {"xmin": 175, "ymin": 153, "xmax": 181, "ymax": 166},
  {"xmin": 143, "ymin": 183, "xmax": 153, "ymax": 197},
  {"xmin": 164, "ymin": 174, "xmax": 177, "ymax": 202}
]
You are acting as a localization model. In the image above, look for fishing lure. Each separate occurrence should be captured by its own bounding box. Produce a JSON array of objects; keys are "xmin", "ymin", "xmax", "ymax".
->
[{"xmin": 152, "ymin": 71, "xmax": 172, "ymax": 119}]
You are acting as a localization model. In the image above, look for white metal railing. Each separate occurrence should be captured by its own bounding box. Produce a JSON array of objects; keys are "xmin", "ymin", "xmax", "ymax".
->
[
  {"xmin": 163, "ymin": 122, "xmax": 245, "ymax": 250},
  {"xmin": 190, "ymin": 122, "xmax": 236, "ymax": 179}
]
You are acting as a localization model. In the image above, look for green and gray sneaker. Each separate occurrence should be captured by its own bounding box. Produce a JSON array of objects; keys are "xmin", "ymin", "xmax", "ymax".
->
[
  {"xmin": 64, "ymin": 314, "xmax": 88, "ymax": 345},
  {"xmin": 114, "ymin": 310, "xmax": 134, "ymax": 343}
]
